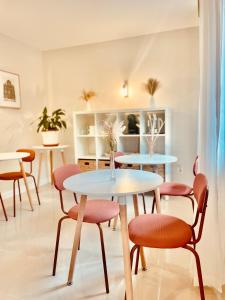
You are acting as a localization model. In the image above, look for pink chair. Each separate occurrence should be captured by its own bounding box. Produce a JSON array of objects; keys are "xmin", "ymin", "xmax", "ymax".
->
[
  {"xmin": 128, "ymin": 173, "xmax": 208, "ymax": 300},
  {"xmin": 152, "ymin": 156, "xmax": 198, "ymax": 213},
  {"xmin": 52, "ymin": 164, "xmax": 119, "ymax": 294}
]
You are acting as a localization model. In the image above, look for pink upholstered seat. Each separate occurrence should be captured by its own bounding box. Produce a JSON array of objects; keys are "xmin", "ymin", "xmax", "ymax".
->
[
  {"xmin": 159, "ymin": 182, "xmax": 192, "ymax": 196},
  {"xmin": 129, "ymin": 214, "xmax": 192, "ymax": 248},
  {"xmin": 151, "ymin": 156, "xmax": 198, "ymax": 213},
  {"xmin": 68, "ymin": 200, "xmax": 119, "ymax": 223}
]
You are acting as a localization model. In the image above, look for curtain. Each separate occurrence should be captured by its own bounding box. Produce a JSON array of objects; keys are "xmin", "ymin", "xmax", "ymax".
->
[{"xmin": 197, "ymin": 0, "xmax": 225, "ymax": 292}]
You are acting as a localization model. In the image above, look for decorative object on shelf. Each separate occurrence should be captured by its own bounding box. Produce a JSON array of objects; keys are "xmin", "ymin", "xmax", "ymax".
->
[
  {"xmin": 127, "ymin": 114, "xmax": 140, "ymax": 134},
  {"xmin": 88, "ymin": 125, "xmax": 95, "ymax": 136},
  {"xmin": 0, "ymin": 70, "xmax": 21, "ymax": 109},
  {"xmin": 35, "ymin": 107, "xmax": 67, "ymax": 146},
  {"xmin": 103, "ymin": 119, "xmax": 125, "ymax": 179},
  {"xmin": 146, "ymin": 113, "xmax": 165, "ymax": 155},
  {"xmin": 144, "ymin": 78, "xmax": 160, "ymax": 107},
  {"xmin": 121, "ymin": 80, "xmax": 129, "ymax": 98},
  {"xmin": 80, "ymin": 89, "xmax": 96, "ymax": 111}
]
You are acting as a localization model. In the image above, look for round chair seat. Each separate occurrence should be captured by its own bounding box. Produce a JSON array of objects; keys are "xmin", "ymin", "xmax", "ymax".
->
[
  {"xmin": 0, "ymin": 172, "xmax": 31, "ymax": 180},
  {"xmin": 160, "ymin": 182, "xmax": 192, "ymax": 196},
  {"xmin": 128, "ymin": 214, "xmax": 192, "ymax": 248},
  {"xmin": 68, "ymin": 200, "xmax": 119, "ymax": 224}
]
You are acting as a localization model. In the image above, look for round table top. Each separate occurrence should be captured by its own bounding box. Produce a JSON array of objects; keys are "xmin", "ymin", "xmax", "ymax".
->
[
  {"xmin": 0, "ymin": 152, "xmax": 29, "ymax": 161},
  {"xmin": 32, "ymin": 145, "xmax": 69, "ymax": 150},
  {"xmin": 64, "ymin": 169, "xmax": 163, "ymax": 197},
  {"xmin": 115, "ymin": 153, "xmax": 177, "ymax": 166}
]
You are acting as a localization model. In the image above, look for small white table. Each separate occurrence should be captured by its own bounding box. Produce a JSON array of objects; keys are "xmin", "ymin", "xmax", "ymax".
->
[
  {"xmin": 64, "ymin": 169, "xmax": 163, "ymax": 300},
  {"xmin": 32, "ymin": 145, "xmax": 69, "ymax": 187},
  {"xmin": 115, "ymin": 153, "xmax": 177, "ymax": 168},
  {"xmin": 0, "ymin": 152, "xmax": 34, "ymax": 211}
]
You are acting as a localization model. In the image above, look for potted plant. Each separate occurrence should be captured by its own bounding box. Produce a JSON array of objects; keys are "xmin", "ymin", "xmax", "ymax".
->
[{"xmin": 36, "ymin": 107, "xmax": 67, "ymax": 146}]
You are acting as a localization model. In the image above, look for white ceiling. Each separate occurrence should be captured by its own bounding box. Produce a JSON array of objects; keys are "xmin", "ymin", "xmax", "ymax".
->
[{"xmin": 0, "ymin": 0, "xmax": 198, "ymax": 51}]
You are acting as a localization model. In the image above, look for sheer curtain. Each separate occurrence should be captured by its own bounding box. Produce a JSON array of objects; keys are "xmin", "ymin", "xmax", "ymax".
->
[{"xmin": 197, "ymin": 0, "xmax": 225, "ymax": 292}]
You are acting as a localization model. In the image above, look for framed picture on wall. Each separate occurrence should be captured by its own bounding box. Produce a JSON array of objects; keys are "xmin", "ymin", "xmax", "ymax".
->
[{"xmin": 0, "ymin": 70, "xmax": 21, "ymax": 108}]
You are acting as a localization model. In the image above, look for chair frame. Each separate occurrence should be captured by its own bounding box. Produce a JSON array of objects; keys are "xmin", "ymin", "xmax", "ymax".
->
[
  {"xmin": 130, "ymin": 184, "xmax": 208, "ymax": 300},
  {"xmin": 0, "ymin": 149, "xmax": 40, "ymax": 218},
  {"xmin": 151, "ymin": 156, "xmax": 199, "ymax": 213},
  {"xmin": 0, "ymin": 193, "xmax": 8, "ymax": 221},
  {"xmin": 52, "ymin": 174, "xmax": 113, "ymax": 294}
]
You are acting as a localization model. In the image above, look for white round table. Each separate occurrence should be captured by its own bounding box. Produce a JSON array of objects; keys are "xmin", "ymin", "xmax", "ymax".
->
[
  {"xmin": 32, "ymin": 145, "xmax": 69, "ymax": 186},
  {"xmin": 0, "ymin": 152, "xmax": 34, "ymax": 211},
  {"xmin": 115, "ymin": 153, "xmax": 177, "ymax": 166},
  {"xmin": 64, "ymin": 169, "xmax": 163, "ymax": 300}
]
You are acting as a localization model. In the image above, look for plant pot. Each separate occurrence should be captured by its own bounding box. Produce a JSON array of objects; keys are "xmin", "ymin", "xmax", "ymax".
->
[{"xmin": 41, "ymin": 130, "xmax": 59, "ymax": 146}]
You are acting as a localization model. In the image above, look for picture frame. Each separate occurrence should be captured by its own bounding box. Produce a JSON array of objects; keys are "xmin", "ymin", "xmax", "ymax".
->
[{"xmin": 0, "ymin": 70, "xmax": 21, "ymax": 109}]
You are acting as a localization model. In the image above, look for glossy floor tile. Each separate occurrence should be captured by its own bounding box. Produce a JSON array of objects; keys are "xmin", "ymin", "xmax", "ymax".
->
[{"xmin": 0, "ymin": 184, "xmax": 224, "ymax": 300}]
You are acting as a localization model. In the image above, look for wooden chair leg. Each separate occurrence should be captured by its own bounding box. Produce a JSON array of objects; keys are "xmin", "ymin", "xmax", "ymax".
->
[
  {"xmin": 52, "ymin": 216, "xmax": 69, "ymax": 276},
  {"xmin": 31, "ymin": 176, "xmax": 41, "ymax": 205},
  {"xmin": 184, "ymin": 245, "xmax": 205, "ymax": 300},
  {"xmin": 97, "ymin": 223, "xmax": 109, "ymax": 294},
  {"xmin": 141, "ymin": 193, "xmax": 147, "ymax": 214},
  {"xmin": 0, "ymin": 193, "xmax": 8, "ymax": 221},
  {"xmin": 17, "ymin": 180, "xmax": 22, "ymax": 202},
  {"xmin": 13, "ymin": 180, "xmax": 16, "ymax": 217}
]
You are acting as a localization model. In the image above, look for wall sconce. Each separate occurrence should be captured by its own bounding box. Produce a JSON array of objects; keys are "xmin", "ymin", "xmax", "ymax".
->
[{"xmin": 121, "ymin": 80, "xmax": 129, "ymax": 98}]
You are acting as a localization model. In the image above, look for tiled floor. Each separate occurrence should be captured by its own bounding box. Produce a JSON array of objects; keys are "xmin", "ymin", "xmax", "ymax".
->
[{"xmin": 0, "ymin": 184, "xmax": 224, "ymax": 300}]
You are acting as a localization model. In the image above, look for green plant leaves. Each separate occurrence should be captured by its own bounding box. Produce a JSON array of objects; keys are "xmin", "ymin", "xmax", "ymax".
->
[{"xmin": 36, "ymin": 107, "xmax": 67, "ymax": 132}]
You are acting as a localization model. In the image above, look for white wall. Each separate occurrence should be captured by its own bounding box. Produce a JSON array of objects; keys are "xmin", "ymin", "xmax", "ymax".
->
[
  {"xmin": 0, "ymin": 33, "xmax": 47, "ymax": 196},
  {"xmin": 44, "ymin": 27, "xmax": 199, "ymax": 184}
]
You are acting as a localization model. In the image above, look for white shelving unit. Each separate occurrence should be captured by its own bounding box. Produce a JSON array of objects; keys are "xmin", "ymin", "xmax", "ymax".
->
[{"xmin": 73, "ymin": 108, "xmax": 171, "ymax": 179}]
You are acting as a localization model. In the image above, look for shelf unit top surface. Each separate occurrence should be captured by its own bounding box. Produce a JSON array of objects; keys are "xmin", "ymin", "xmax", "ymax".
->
[{"xmin": 73, "ymin": 107, "xmax": 169, "ymax": 115}]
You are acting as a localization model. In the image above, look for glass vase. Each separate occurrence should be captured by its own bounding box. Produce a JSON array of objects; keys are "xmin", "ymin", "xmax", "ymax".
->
[{"xmin": 110, "ymin": 151, "xmax": 116, "ymax": 180}]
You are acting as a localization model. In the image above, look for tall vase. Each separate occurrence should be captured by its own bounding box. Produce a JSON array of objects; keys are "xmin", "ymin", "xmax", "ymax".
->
[
  {"xmin": 149, "ymin": 95, "xmax": 156, "ymax": 108},
  {"xmin": 86, "ymin": 101, "xmax": 91, "ymax": 111},
  {"xmin": 110, "ymin": 151, "xmax": 116, "ymax": 180},
  {"xmin": 147, "ymin": 136, "xmax": 154, "ymax": 156}
]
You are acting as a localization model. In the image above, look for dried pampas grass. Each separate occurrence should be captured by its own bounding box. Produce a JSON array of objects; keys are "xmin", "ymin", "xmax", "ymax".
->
[
  {"xmin": 80, "ymin": 89, "xmax": 96, "ymax": 102},
  {"xmin": 144, "ymin": 78, "xmax": 160, "ymax": 96}
]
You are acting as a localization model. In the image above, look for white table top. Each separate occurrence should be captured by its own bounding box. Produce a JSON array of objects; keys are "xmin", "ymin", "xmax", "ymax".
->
[
  {"xmin": 64, "ymin": 169, "xmax": 163, "ymax": 197},
  {"xmin": 32, "ymin": 145, "xmax": 69, "ymax": 150},
  {"xmin": 0, "ymin": 152, "xmax": 29, "ymax": 161},
  {"xmin": 115, "ymin": 153, "xmax": 177, "ymax": 166}
]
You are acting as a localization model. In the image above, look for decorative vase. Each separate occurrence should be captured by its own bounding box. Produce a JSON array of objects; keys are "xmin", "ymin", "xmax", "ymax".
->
[
  {"xmin": 41, "ymin": 130, "xmax": 59, "ymax": 146},
  {"xmin": 86, "ymin": 101, "xmax": 91, "ymax": 111},
  {"xmin": 110, "ymin": 151, "xmax": 116, "ymax": 180},
  {"xmin": 146, "ymin": 136, "xmax": 154, "ymax": 156},
  {"xmin": 149, "ymin": 95, "xmax": 156, "ymax": 108}
]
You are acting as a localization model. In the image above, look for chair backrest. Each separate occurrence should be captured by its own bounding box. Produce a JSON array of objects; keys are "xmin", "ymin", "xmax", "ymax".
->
[
  {"xmin": 16, "ymin": 149, "xmax": 35, "ymax": 162},
  {"xmin": 16, "ymin": 149, "xmax": 35, "ymax": 174},
  {"xmin": 193, "ymin": 173, "xmax": 208, "ymax": 213},
  {"xmin": 192, "ymin": 173, "xmax": 208, "ymax": 244},
  {"xmin": 53, "ymin": 164, "xmax": 81, "ymax": 191},
  {"xmin": 193, "ymin": 156, "xmax": 199, "ymax": 176},
  {"xmin": 114, "ymin": 151, "xmax": 124, "ymax": 169}
]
